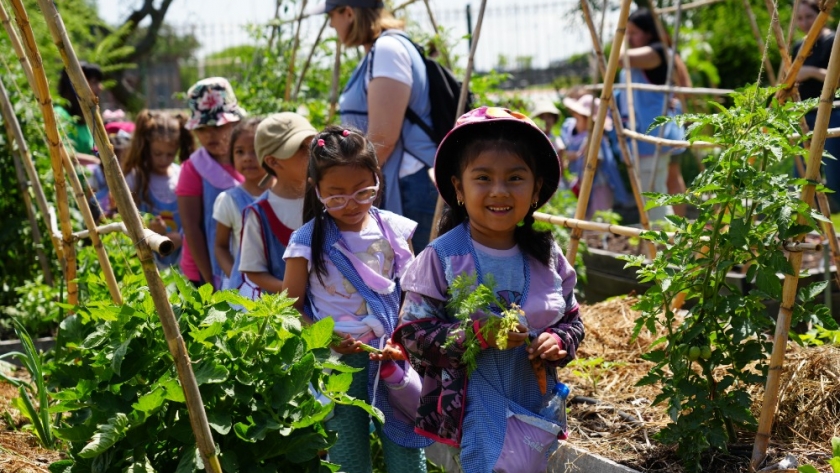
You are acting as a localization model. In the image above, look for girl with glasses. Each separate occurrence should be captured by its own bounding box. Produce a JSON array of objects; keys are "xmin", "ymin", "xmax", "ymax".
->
[{"xmin": 282, "ymin": 126, "xmax": 431, "ymax": 473}]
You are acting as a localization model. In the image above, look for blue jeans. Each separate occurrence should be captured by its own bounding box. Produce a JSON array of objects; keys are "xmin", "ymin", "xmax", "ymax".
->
[
  {"xmin": 399, "ymin": 168, "xmax": 437, "ymax": 253},
  {"xmin": 804, "ymin": 109, "xmax": 840, "ymax": 211}
]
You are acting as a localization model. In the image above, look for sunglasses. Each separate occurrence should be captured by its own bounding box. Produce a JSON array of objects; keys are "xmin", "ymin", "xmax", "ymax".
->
[{"xmin": 315, "ymin": 175, "xmax": 380, "ymax": 210}]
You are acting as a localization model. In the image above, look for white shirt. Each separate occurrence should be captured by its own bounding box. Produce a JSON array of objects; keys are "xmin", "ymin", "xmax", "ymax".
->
[
  {"xmin": 367, "ymin": 34, "xmax": 425, "ymax": 178},
  {"xmin": 212, "ymin": 188, "xmax": 262, "ymax": 260},
  {"xmin": 238, "ymin": 191, "xmax": 304, "ymax": 273}
]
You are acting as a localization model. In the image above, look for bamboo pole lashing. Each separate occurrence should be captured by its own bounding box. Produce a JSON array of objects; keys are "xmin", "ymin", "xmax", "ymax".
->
[
  {"xmin": 8, "ymin": 0, "xmax": 78, "ymax": 305},
  {"xmin": 566, "ymin": 0, "xmax": 634, "ymax": 265},
  {"xmin": 292, "ymin": 16, "xmax": 329, "ymax": 101},
  {"xmin": 584, "ymin": 82, "xmax": 735, "ymax": 96},
  {"xmin": 33, "ymin": 1, "xmax": 222, "ymax": 471},
  {"xmin": 284, "ymin": 0, "xmax": 308, "ymax": 102},
  {"xmin": 73, "ymin": 222, "xmax": 175, "ymax": 257},
  {"xmin": 429, "ymin": 0, "xmax": 489, "ymax": 242},
  {"xmin": 742, "ymin": 0, "xmax": 779, "ymax": 85},
  {"xmin": 751, "ymin": 18, "xmax": 840, "ymax": 471},
  {"xmin": 579, "ymin": 0, "xmax": 655, "ymax": 258}
]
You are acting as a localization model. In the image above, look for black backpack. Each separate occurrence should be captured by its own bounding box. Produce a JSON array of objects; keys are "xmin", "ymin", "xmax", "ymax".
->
[{"xmin": 371, "ymin": 31, "xmax": 473, "ymax": 145}]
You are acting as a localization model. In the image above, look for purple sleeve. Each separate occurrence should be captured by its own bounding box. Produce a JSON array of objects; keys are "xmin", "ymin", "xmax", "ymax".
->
[
  {"xmin": 401, "ymin": 246, "xmax": 449, "ymax": 300},
  {"xmin": 393, "ymin": 292, "xmax": 473, "ymax": 371},
  {"xmin": 543, "ymin": 244, "xmax": 584, "ymax": 368}
]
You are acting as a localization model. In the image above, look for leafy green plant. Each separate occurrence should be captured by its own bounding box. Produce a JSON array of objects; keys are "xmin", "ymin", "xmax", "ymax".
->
[
  {"xmin": 567, "ymin": 357, "xmax": 624, "ymax": 396},
  {"xmin": 2, "ymin": 275, "xmax": 62, "ymax": 339},
  {"xmin": 46, "ymin": 268, "xmax": 381, "ymax": 472},
  {"xmin": 0, "ymin": 317, "xmax": 55, "ymax": 448},
  {"xmin": 444, "ymin": 274, "xmax": 526, "ymax": 375},
  {"xmin": 623, "ymin": 85, "xmax": 833, "ymax": 472},
  {"xmin": 799, "ymin": 437, "xmax": 840, "ymax": 473}
]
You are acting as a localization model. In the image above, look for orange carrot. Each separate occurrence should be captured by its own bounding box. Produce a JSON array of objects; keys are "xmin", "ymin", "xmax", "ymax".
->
[{"xmin": 531, "ymin": 357, "xmax": 547, "ymax": 395}]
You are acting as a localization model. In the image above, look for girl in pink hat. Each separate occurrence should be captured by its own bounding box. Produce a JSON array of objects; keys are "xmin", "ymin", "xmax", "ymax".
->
[{"xmin": 393, "ymin": 107, "xmax": 584, "ymax": 473}]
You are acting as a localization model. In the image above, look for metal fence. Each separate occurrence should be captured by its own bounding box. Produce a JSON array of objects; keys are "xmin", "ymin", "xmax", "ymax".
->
[{"xmin": 130, "ymin": 0, "xmax": 599, "ymax": 109}]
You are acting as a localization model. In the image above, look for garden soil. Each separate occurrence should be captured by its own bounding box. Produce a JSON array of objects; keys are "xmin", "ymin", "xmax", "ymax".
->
[{"xmin": 0, "ymin": 298, "xmax": 838, "ymax": 472}]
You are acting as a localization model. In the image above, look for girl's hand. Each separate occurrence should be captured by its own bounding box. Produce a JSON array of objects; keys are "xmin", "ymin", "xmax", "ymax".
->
[
  {"xmin": 527, "ymin": 333, "xmax": 568, "ymax": 361},
  {"xmin": 485, "ymin": 322, "xmax": 529, "ymax": 350},
  {"xmin": 370, "ymin": 339, "xmax": 406, "ymax": 361},
  {"xmin": 331, "ymin": 332, "xmax": 363, "ymax": 355},
  {"xmin": 148, "ymin": 216, "xmax": 167, "ymax": 235}
]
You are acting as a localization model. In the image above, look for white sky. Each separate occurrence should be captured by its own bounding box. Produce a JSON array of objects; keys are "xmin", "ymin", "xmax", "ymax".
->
[{"xmin": 96, "ymin": 0, "xmax": 610, "ymax": 70}]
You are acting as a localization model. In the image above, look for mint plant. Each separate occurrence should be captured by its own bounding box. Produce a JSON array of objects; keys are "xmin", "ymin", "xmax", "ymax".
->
[
  {"xmin": 45, "ymin": 270, "xmax": 381, "ymax": 473},
  {"xmin": 623, "ymin": 85, "xmax": 834, "ymax": 472}
]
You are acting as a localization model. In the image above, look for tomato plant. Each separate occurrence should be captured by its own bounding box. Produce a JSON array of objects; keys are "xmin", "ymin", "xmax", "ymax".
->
[{"xmin": 623, "ymin": 85, "xmax": 835, "ymax": 472}]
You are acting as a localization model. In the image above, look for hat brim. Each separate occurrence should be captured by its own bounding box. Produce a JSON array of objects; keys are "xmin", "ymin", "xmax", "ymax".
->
[
  {"xmin": 262, "ymin": 129, "xmax": 316, "ymax": 163},
  {"xmin": 434, "ymin": 119, "xmax": 560, "ymax": 210},
  {"xmin": 561, "ymin": 98, "xmax": 613, "ymax": 131}
]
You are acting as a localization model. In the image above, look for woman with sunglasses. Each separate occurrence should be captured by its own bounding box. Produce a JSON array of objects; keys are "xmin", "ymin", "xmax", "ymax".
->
[{"xmin": 283, "ymin": 126, "xmax": 431, "ymax": 473}]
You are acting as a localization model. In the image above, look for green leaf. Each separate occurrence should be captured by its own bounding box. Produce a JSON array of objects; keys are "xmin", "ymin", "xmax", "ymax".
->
[
  {"xmin": 832, "ymin": 436, "xmax": 840, "ymax": 459},
  {"xmin": 111, "ymin": 338, "xmax": 131, "ymax": 376},
  {"xmin": 755, "ymin": 268, "xmax": 782, "ymax": 299},
  {"xmin": 799, "ymin": 466, "xmax": 819, "ymax": 473},
  {"xmin": 48, "ymin": 460, "xmax": 73, "ymax": 473},
  {"xmin": 133, "ymin": 388, "xmax": 166, "ymax": 413},
  {"xmin": 325, "ymin": 372, "xmax": 353, "ymax": 394},
  {"xmin": 198, "ymin": 284, "xmax": 214, "ymax": 303},
  {"xmin": 78, "ymin": 413, "xmax": 130, "ymax": 458},
  {"xmin": 207, "ymin": 410, "xmax": 232, "ymax": 435},
  {"xmin": 194, "ymin": 360, "xmax": 229, "ymax": 385},
  {"xmin": 174, "ymin": 447, "xmax": 199, "ymax": 473},
  {"xmin": 81, "ymin": 325, "xmax": 110, "ymax": 349},
  {"xmin": 53, "ymin": 424, "xmax": 96, "ymax": 442},
  {"xmin": 162, "ymin": 379, "xmax": 186, "ymax": 403},
  {"xmin": 125, "ymin": 455, "xmax": 156, "ymax": 473},
  {"xmin": 303, "ymin": 317, "xmax": 335, "ymax": 349},
  {"xmin": 798, "ymin": 281, "xmax": 829, "ymax": 303}
]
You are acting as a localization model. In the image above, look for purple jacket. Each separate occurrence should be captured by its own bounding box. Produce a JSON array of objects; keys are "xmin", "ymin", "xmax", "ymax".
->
[{"xmin": 392, "ymin": 223, "xmax": 584, "ymax": 446}]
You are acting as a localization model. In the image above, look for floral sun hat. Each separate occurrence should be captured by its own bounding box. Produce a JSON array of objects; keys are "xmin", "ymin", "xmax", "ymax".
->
[
  {"xmin": 433, "ymin": 106, "xmax": 561, "ymax": 209},
  {"xmin": 185, "ymin": 77, "xmax": 245, "ymax": 130}
]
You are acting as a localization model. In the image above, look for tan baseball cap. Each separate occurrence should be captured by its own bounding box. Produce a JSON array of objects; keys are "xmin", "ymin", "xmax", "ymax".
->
[{"xmin": 255, "ymin": 112, "xmax": 317, "ymax": 165}]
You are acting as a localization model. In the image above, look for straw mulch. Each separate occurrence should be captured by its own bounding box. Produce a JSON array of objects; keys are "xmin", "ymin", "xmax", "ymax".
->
[{"xmin": 565, "ymin": 296, "xmax": 840, "ymax": 472}]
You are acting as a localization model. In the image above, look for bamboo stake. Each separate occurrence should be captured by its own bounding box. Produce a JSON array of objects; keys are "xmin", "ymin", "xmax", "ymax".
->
[
  {"xmin": 73, "ymin": 222, "xmax": 174, "ymax": 256},
  {"xmin": 6, "ymin": 0, "xmax": 121, "ymax": 304},
  {"xmin": 622, "ymin": 126, "xmax": 840, "ymax": 148},
  {"xmin": 776, "ymin": 0, "xmax": 837, "ymax": 102},
  {"xmin": 786, "ymin": 0, "xmax": 802, "ymax": 53},
  {"xmin": 8, "ymin": 0, "xmax": 77, "ymax": 304},
  {"xmin": 292, "ymin": 16, "xmax": 328, "ymax": 101},
  {"xmin": 751, "ymin": 19, "xmax": 840, "ymax": 471},
  {"xmin": 534, "ymin": 212, "xmax": 820, "ymax": 252},
  {"xmin": 33, "ymin": 1, "xmax": 222, "ymax": 472},
  {"xmin": 742, "ymin": 0, "xmax": 778, "ymax": 84},
  {"xmin": 422, "ymin": 0, "xmax": 453, "ymax": 70},
  {"xmin": 58, "ymin": 145, "xmax": 123, "ymax": 304},
  {"xmin": 328, "ymin": 39, "xmax": 342, "ymax": 124},
  {"xmin": 656, "ymin": 0, "xmax": 725, "ymax": 13},
  {"xmin": 648, "ymin": 0, "xmax": 684, "ymax": 193},
  {"xmin": 585, "ymin": 82, "xmax": 735, "ymax": 96},
  {"xmin": 0, "ymin": 70, "xmax": 60, "ymax": 270},
  {"xmin": 0, "ymin": 89, "xmax": 54, "ymax": 286},
  {"xmin": 567, "ymin": 0, "xmax": 634, "ymax": 265},
  {"xmin": 580, "ymin": 0, "xmax": 655, "ymax": 257},
  {"xmin": 429, "ymin": 0, "xmax": 489, "ymax": 243},
  {"xmin": 284, "ymin": 0, "xmax": 308, "ymax": 102}
]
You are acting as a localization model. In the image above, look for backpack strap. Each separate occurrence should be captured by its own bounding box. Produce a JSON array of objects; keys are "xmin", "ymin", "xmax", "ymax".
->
[{"xmin": 368, "ymin": 30, "xmax": 436, "ymax": 142}]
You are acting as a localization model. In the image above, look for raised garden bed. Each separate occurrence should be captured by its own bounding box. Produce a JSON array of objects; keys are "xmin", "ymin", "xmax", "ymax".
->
[{"xmin": 580, "ymin": 232, "xmax": 840, "ymax": 320}]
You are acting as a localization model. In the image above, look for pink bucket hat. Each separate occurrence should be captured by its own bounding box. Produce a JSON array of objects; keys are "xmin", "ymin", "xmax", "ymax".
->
[
  {"xmin": 562, "ymin": 94, "xmax": 613, "ymax": 131},
  {"xmin": 433, "ymin": 106, "xmax": 561, "ymax": 209},
  {"xmin": 185, "ymin": 77, "xmax": 245, "ymax": 130}
]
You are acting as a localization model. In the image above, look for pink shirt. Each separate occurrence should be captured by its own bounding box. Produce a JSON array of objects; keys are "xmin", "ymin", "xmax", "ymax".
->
[{"xmin": 175, "ymin": 157, "xmax": 243, "ymax": 282}]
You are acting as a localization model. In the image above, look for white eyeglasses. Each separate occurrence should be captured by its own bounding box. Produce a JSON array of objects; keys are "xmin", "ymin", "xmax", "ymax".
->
[{"xmin": 315, "ymin": 175, "xmax": 380, "ymax": 210}]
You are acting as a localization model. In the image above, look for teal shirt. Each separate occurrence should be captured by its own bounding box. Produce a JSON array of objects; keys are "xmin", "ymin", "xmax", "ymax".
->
[{"xmin": 54, "ymin": 105, "xmax": 94, "ymax": 155}]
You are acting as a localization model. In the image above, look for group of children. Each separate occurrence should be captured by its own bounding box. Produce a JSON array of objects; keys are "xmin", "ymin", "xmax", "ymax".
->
[{"xmin": 94, "ymin": 76, "xmax": 584, "ymax": 473}]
